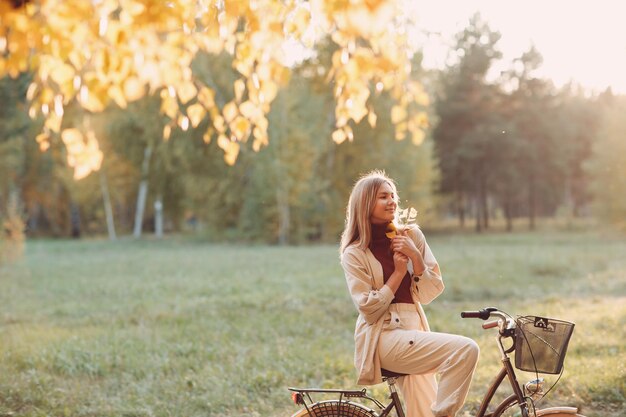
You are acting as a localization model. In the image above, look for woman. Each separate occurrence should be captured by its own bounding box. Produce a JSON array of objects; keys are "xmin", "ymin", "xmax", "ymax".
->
[{"xmin": 340, "ymin": 171, "xmax": 479, "ymax": 417}]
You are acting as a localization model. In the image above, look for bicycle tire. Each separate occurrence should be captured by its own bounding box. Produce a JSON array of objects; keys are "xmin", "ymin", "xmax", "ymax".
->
[
  {"xmin": 535, "ymin": 407, "xmax": 587, "ymax": 417},
  {"xmin": 490, "ymin": 397, "xmax": 586, "ymax": 417},
  {"xmin": 290, "ymin": 400, "xmax": 376, "ymax": 417}
]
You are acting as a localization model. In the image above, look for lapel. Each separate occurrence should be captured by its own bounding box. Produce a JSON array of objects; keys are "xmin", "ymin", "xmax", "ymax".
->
[{"xmin": 364, "ymin": 248, "xmax": 385, "ymax": 290}]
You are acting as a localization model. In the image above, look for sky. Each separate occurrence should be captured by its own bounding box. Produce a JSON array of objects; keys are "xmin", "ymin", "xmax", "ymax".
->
[{"xmin": 410, "ymin": 0, "xmax": 626, "ymax": 93}]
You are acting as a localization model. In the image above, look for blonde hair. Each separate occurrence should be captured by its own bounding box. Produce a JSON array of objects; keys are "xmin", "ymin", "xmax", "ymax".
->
[{"xmin": 340, "ymin": 170, "xmax": 398, "ymax": 254}]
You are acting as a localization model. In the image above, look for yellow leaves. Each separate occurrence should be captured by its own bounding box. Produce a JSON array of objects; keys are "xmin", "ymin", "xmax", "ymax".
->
[
  {"xmin": 260, "ymin": 80, "xmax": 278, "ymax": 104},
  {"xmin": 39, "ymin": 87, "xmax": 55, "ymax": 106},
  {"xmin": 123, "ymin": 76, "xmax": 144, "ymax": 102},
  {"xmin": 230, "ymin": 116, "xmax": 251, "ymax": 142},
  {"xmin": 44, "ymin": 113, "xmax": 62, "ymax": 133},
  {"xmin": 212, "ymin": 114, "xmax": 226, "ymax": 133},
  {"xmin": 217, "ymin": 134, "xmax": 240, "ymax": 166},
  {"xmin": 285, "ymin": 6, "xmax": 311, "ymax": 37},
  {"xmin": 120, "ymin": 0, "xmax": 146, "ymax": 17},
  {"xmin": 368, "ymin": 110, "xmax": 377, "ymax": 128},
  {"xmin": 160, "ymin": 93, "xmax": 178, "ymax": 119},
  {"xmin": 234, "ymin": 79, "xmax": 246, "ymax": 102},
  {"xmin": 178, "ymin": 115, "xmax": 190, "ymax": 131},
  {"xmin": 197, "ymin": 87, "xmax": 215, "ymax": 109},
  {"xmin": 223, "ymin": 102, "xmax": 239, "ymax": 124},
  {"xmin": 252, "ymin": 126, "xmax": 268, "ymax": 151},
  {"xmin": 411, "ymin": 129, "xmax": 425, "ymax": 146},
  {"xmin": 332, "ymin": 129, "xmax": 347, "ymax": 145},
  {"xmin": 2, "ymin": 0, "xmax": 430, "ymax": 175},
  {"xmin": 239, "ymin": 100, "xmax": 259, "ymax": 121},
  {"xmin": 36, "ymin": 132, "xmax": 51, "ymax": 152},
  {"xmin": 176, "ymin": 81, "xmax": 197, "ymax": 105},
  {"xmin": 49, "ymin": 63, "xmax": 75, "ymax": 86},
  {"xmin": 78, "ymin": 85, "xmax": 106, "ymax": 113},
  {"xmin": 385, "ymin": 222, "xmax": 397, "ymax": 239},
  {"xmin": 61, "ymin": 128, "xmax": 104, "ymax": 180},
  {"xmin": 332, "ymin": 125, "xmax": 354, "ymax": 145},
  {"xmin": 186, "ymin": 103, "xmax": 205, "ymax": 128},
  {"xmin": 235, "ymin": 42, "xmax": 254, "ymax": 77},
  {"xmin": 163, "ymin": 124, "xmax": 172, "ymax": 141},
  {"xmin": 328, "ymin": 0, "xmax": 395, "ymax": 40},
  {"xmin": 109, "ymin": 85, "xmax": 128, "ymax": 108},
  {"xmin": 391, "ymin": 105, "xmax": 407, "ymax": 124}
]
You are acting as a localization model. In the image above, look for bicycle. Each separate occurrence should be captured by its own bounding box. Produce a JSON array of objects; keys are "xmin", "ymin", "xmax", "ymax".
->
[{"xmin": 288, "ymin": 307, "xmax": 586, "ymax": 417}]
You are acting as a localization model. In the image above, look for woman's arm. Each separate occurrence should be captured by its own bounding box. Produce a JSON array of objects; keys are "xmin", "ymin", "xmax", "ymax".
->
[
  {"xmin": 341, "ymin": 248, "xmax": 397, "ymax": 324},
  {"xmin": 390, "ymin": 227, "xmax": 444, "ymax": 304},
  {"xmin": 408, "ymin": 227, "xmax": 444, "ymax": 304}
]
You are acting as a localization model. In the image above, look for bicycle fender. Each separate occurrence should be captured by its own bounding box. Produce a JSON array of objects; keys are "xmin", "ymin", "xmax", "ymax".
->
[{"xmin": 536, "ymin": 406, "xmax": 580, "ymax": 416}]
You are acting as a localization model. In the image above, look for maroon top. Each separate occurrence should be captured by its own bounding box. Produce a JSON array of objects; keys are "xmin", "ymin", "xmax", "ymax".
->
[{"xmin": 368, "ymin": 223, "xmax": 413, "ymax": 304}]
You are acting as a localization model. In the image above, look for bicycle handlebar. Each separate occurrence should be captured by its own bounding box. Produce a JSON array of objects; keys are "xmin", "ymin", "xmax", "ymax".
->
[{"xmin": 460, "ymin": 307, "xmax": 497, "ymax": 320}]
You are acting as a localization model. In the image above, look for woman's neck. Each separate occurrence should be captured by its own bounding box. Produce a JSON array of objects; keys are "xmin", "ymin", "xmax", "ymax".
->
[{"xmin": 370, "ymin": 222, "xmax": 390, "ymax": 240}]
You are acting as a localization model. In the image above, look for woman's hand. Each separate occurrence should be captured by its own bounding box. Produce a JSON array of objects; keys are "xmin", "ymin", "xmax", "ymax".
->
[
  {"xmin": 392, "ymin": 251, "xmax": 409, "ymax": 275},
  {"xmin": 392, "ymin": 230, "xmax": 426, "ymax": 275},
  {"xmin": 391, "ymin": 232, "xmax": 419, "ymax": 259}
]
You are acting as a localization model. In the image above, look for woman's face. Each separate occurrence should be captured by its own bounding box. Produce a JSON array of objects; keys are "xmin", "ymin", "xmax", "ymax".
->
[{"xmin": 370, "ymin": 182, "xmax": 397, "ymax": 225}]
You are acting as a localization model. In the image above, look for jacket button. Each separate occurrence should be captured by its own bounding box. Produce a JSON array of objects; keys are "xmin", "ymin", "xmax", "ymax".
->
[
  {"xmin": 413, "ymin": 276, "xmax": 420, "ymax": 282},
  {"xmin": 409, "ymin": 340, "xmax": 414, "ymax": 345},
  {"xmin": 395, "ymin": 318, "xmax": 399, "ymax": 322}
]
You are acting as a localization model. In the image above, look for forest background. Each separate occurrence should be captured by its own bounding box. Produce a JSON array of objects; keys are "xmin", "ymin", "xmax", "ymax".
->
[{"xmin": 1, "ymin": 13, "xmax": 625, "ymax": 249}]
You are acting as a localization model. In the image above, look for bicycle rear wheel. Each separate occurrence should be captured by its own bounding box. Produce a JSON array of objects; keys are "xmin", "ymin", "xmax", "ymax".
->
[{"xmin": 290, "ymin": 400, "xmax": 376, "ymax": 417}]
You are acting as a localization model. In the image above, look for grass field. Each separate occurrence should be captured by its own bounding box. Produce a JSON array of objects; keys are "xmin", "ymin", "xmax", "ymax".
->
[{"xmin": 0, "ymin": 230, "xmax": 625, "ymax": 417}]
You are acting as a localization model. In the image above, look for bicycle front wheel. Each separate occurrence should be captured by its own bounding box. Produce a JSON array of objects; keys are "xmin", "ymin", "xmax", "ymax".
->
[
  {"xmin": 493, "ymin": 402, "xmax": 587, "ymax": 417},
  {"xmin": 290, "ymin": 400, "xmax": 376, "ymax": 417}
]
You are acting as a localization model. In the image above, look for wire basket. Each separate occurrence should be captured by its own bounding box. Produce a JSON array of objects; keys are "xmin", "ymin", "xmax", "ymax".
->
[{"xmin": 515, "ymin": 315, "xmax": 575, "ymax": 374}]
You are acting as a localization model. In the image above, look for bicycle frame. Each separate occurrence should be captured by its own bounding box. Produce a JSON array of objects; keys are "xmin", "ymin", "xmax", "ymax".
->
[
  {"xmin": 472, "ymin": 311, "xmax": 530, "ymax": 417},
  {"xmin": 475, "ymin": 359, "xmax": 528, "ymax": 417},
  {"xmin": 379, "ymin": 377, "xmax": 405, "ymax": 417}
]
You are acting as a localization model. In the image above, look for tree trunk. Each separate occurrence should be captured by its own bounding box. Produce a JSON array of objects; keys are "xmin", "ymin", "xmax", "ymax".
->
[
  {"xmin": 457, "ymin": 189, "xmax": 465, "ymax": 228},
  {"xmin": 528, "ymin": 173, "xmax": 536, "ymax": 230},
  {"xmin": 133, "ymin": 144, "xmax": 152, "ymax": 238},
  {"xmin": 276, "ymin": 186, "xmax": 290, "ymax": 245},
  {"xmin": 474, "ymin": 174, "xmax": 483, "ymax": 233},
  {"xmin": 474, "ymin": 195, "xmax": 482, "ymax": 233},
  {"xmin": 504, "ymin": 198, "xmax": 513, "ymax": 232},
  {"xmin": 274, "ymin": 94, "xmax": 290, "ymax": 245},
  {"xmin": 154, "ymin": 194, "xmax": 163, "ymax": 238},
  {"xmin": 481, "ymin": 176, "xmax": 489, "ymax": 230},
  {"xmin": 563, "ymin": 176, "xmax": 574, "ymax": 228},
  {"xmin": 70, "ymin": 202, "xmax": 81, "ymax": 238},
  {"xmin": 321, "ymin": 130, "xmax": 336, "ymax": 241},
  {"xmin": 99, "ymin": 170, "xmax": 117, "ymax": 240}
]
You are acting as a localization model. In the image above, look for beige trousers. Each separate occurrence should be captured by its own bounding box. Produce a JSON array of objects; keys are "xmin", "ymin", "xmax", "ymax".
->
[{"xmin": 378, "ymin": 304, "xmax": 479, "ymax": 417}]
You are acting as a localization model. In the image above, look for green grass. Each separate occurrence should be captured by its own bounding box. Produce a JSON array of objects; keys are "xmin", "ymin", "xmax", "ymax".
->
[{"xmin": 0, "ymin": 231, "xmax": 624, "ymax": 417}]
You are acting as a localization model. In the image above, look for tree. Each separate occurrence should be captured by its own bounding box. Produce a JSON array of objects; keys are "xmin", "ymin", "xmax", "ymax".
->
[
  {"xmin": 1, "ymin": 0, "xmax": 429, "ymax": 177},
  {"xmin": 586, "ymin": 95, "xmax": 626, "ymax": 229},
  {"xmin": 433, "ymin": 13, "xmax": 503, "ymax": 231}
]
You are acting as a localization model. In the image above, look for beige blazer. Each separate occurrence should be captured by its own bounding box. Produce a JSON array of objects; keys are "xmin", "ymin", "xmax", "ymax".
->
[{"xmin": 340, "ymin": 226, "xmax": 444, "ymax": 385}]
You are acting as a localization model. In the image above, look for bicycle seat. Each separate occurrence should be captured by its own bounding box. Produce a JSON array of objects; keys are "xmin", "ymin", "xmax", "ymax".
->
[{"xmin": 381, "ymin": 368, "xmax": 408, "ymax": 378}]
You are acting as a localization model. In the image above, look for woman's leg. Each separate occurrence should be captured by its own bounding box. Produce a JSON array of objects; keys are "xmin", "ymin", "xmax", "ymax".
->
[
  {"xmin": 379, "ymin": 329, "xmax": 479, "ymax": 417},
  {"xmin": 396, "ymin": 373, "xmax": 437, "ymax": 417}
]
